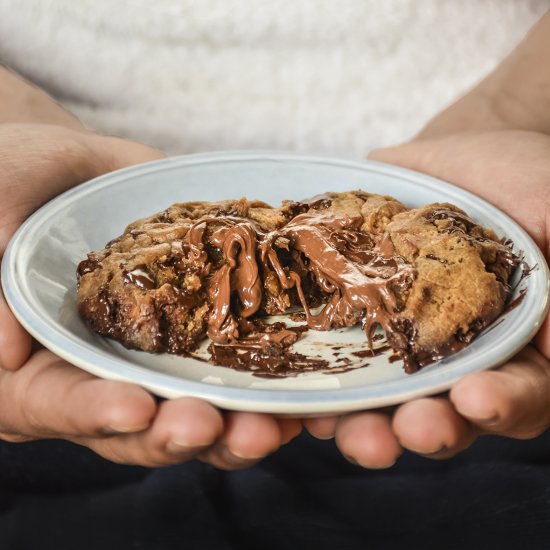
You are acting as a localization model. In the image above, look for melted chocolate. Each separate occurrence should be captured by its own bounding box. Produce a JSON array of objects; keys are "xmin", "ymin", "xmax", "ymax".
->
[
  {"xmin": 429, "ymin": 208, "xmax": 479, "ymax": 232},
  {"xmin": 299, "ymin": 193, "xmax": 333, "ymax": 211},
  {"xmin": 77, "ymin": 258, "xmax": 100, "ymax": 280},
  {"xmin": 351, "ymin": 344, "xmax": 392, "ymax": 358},
  {"xmin": 180, "ymin": 206, "xmax": 419, "ymax": 374},
  {"xmin": 429, "ymin": 208, "xmax": 520, "ymax": 286},
  {"xmin": 178, "ymin": 200, "xmax": 521, "ymax": 374},
  {"xmin": 208, "ymin": 342, "xmax": 330, "ymax": 378},
  {"xmin": 122, "ymin": 265, "xmax": 156, "ymax": 290},
  {"xmin": 425, "ymin": 254, "xmax": 448, "ymax": 265},
  {"xmin": 503, "ymin": 287, "xmax": 527, "ymax": 314},
  {"xmin": 260, "ymin": 212, "xmax": 416, "ymax": 351}
]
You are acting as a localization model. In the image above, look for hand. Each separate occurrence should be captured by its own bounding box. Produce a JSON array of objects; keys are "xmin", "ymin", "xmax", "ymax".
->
[
  {"xmin": 305, "ymin": 128, "xmax": 550, "ymax": 467},
  {"xmin": 0, "ymin": 123, "xmax": 301, "ymax": 468}
]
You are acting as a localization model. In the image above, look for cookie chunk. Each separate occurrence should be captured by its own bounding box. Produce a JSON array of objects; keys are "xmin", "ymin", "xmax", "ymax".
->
[
  {"xmin": 77, "ymin": 198, "xmax": 288, "ymax": 354},
  {"xmin": 384, "ymin": 203, "xmax": 518, "ymax": 370}
]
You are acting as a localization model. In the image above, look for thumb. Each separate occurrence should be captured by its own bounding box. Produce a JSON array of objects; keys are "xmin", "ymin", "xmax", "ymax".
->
[
  {"xmin": 0, "ymin": 127, "xmax": 166, "ymax": 371},
  {"xmin": 84, "ymin": 132, "xmax": 167, "ymax": 174},
  {"xmin": 0, "ymin": 124, "xmax": 166, "ymax": 251},
  {"xmin": 1, "ymin": 124, "xmax": 166, "ymax": 213},
  {"xmin": 367, "ymin": 142, "xmax": 434, "ymax": 172}
]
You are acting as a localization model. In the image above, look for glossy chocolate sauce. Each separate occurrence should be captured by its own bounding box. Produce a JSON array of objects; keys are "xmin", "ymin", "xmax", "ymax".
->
[
  {"xmin": 167, "ymin": 200, "xmax": 423, "ymax": 375},
  {"xmin": 122, "ymin": 265, "xmax": 156, "ymax": 290},
  {"xmin": 77, "ymin": 257, "xmax": 100, "ymax": 279},
  {"xmin": 208, "ymin": 343, "xmax": 330, "ymax": 378}
]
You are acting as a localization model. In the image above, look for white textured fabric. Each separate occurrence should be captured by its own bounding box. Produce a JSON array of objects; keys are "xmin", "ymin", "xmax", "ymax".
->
[{"xmin": 0, "ymin": 0, "xmax": 548, "ymax": 157}]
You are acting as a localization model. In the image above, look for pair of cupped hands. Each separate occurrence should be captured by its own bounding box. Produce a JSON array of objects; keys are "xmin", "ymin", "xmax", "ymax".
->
[{"xmin": 1, "ymin": 81, "xmax": 549, "ymax": 470}]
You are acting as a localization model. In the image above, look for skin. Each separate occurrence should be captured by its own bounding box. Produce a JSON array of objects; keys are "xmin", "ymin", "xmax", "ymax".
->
[
  {"xmin": 0, "ymin": 68, "xmax": 301, "ymax": 469},
  {"xmin": 305, "ymin": 11, "xmax": 550, "ymax": 467}
]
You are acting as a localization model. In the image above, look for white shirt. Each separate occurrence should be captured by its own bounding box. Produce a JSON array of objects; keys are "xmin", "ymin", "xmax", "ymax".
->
[{"xmin": 0, "ymin": 0, "xmax": 548, "ymax": 157}]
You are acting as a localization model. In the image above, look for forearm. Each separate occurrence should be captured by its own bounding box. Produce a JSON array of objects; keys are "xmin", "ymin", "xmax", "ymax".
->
[
  {"xmin": 418, "ymin": 10, "xmax": 550, "ymax": 138},
  {"xmin": 0, "ymin": 65, "xmax": 83, "ymax": 130}
]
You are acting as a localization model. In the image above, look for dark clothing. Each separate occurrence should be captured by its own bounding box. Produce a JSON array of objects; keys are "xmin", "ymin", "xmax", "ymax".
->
[{"xmin": 1, "ymin": 431, "xmax": 549, "ymax": 549}]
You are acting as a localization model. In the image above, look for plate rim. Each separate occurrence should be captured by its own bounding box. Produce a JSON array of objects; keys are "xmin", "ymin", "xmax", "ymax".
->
[{"xmin": 2, "ymin": 150, "xmax": 549, "ymax": 414}]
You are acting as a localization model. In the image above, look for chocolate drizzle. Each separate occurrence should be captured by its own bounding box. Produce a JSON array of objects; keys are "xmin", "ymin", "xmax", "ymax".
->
[
  {"xmin": 174, "ymin": 206, "xmax": 419, "ymax": 373},
  {"xmin": 208, "ymin": 343, "xmax": 330, "ymax": 378},
  {"xmin": 428, "ymin": 207, "xmax": 520, "ymax": 289}
]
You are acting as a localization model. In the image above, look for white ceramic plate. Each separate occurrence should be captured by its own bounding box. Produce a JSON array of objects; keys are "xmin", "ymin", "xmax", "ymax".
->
[{"xmin": 2, "ymin": 152, "xmax": 549, "ymax": 414}]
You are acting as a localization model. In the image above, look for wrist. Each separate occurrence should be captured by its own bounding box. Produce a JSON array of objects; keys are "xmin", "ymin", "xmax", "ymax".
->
[
  {"xmin": 415, "ymin": 87, "xmax": 510, "ymax": 140},
  {"xmin": 417, "ymin": 11, "xmax": 550, "ymax": 140}
]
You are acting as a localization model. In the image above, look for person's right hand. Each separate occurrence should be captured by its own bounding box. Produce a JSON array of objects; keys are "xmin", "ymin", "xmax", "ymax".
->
[
  {"xmin": 0, "ymin": 123, "xmax": 301, "ymax": 468},
  {"xmin": 306, "ymin": 128, "xmax": 550, "ymax": 467}
]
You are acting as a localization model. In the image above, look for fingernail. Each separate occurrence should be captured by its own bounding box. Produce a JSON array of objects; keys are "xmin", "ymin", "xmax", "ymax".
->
[
  {"xmin": 165, "ymin": 435, "xmax": 216, "ymax": 455},
  {"xmin": 344, "ymin": 454, "xmax": 359, "ymax": 466},
  {"xmin": 364, "ymin": 460, "xmax": 397, "ymax": 470},
  {"xmin": 345, "ymin": 454, "xmax": 396, "ymax": 469},
  {"xmin": 222, "ymin": 444, "xmax": 265, "ymax": 462},
  {"xmin": 103, "ymin": 421, "xmax": 150, "ymax": 435},
  {"xmin": 423, "ymin": 446, "xmax": 447, "ymax": 456},
  {"xmin": 468, "ymin": 413, "xmax": 500, "ymax": 426},
  {"xmin": 228, "ymin": 449, "xmax": 263, "ymax": 461},
  {"xmin": 407, "ymin": 444, "xmax": 445, "ymax": 455},
  {"xmin": 314, "ymin": 433, "xmax": 335, "ymax": 441},
  {"xmin": 165, "ymin": 440, "xmax": 192, "ymax": 455}
]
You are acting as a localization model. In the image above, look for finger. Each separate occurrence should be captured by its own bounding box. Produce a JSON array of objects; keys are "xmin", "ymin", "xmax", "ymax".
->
[
  {"xmin": 392, "ymin": 397, "xmax": 476, "ymax": 459},
  {"xmin": 0, "ymin": 350, "xmax": 156, "ymax": 440},
  {"xmin": 0, "ymin": 125, "xmax": 167, "ymax": 251},
  {"xmin": 0, "ymin": 285, "xmax": 31, "ymax": 370},
  {"xmin": 451, "ymin": 346, "xmax": 550, "ymax": 439},
  {"xmin": 278, "ymin": 417, "xmax": 303, "ymax": 444},
  {"xmin": 367, "ymin": 141, "xmax": 435, "ymax": 169},
  {"xmin": 335, "ymin": 412, "xmax": 402, "ymax": 469},
  {"xmin": 535, "ymin": 314, "xmax": 550, "ymax": 361},
  {"xmin": 86, "ymin": 133, "xmax": 167, "ymax": 173},
  {"xmin": 303, "ymin": 415, "xmax": 340, "ymax": 440},
  {"xmin": 80, "ymin": 398, "xmax": 223, "ymax": 467},
  {"xmin": 199, "ymin": 412, "xmax": 282, "ymax": 470}
]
